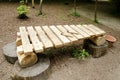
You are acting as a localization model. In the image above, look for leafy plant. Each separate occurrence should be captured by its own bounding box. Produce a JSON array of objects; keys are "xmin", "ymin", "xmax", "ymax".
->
[
  {"xmin": 73, "ymin": 49, "xmax": 89, "ymax": 60},
  {"xmin": 17, "ymin": 0, "xmax": 29, "ymax": 19},
  {"xmin": 17, "ymin": 5, "xmax": 29, "ymax": 15}
]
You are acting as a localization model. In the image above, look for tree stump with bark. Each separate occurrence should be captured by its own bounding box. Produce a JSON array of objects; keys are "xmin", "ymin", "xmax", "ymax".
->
[
  {"xmin": 84, "ymin": 39, "xmax": 108, "ymax": 58},
  {"xmin": 11, "ymin": 55, "xmax": 50, "ymax": 80},
  {"xmin": 2, "ymin": 42, "xmax": 18, "ymax": 64}
]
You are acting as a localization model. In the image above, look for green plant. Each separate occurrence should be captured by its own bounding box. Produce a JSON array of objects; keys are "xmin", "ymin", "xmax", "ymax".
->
[
  {"xmin": 17, "ymin": 5, "xmax": 29, "ymax": 15},
  {"xmin": 17, "ymin": 0, "xmax": 29, "ymax": 19},
  {"xmin": 73, "ymin": 49, "xmax": 89, "ymax": 60}
]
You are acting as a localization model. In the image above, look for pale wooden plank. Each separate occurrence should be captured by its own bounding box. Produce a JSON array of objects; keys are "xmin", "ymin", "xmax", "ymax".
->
[
  {"xmin": 56, "ymin": 25, "xmax": 78, "ymax": 42},
  {"xmin": 69, "ymin": 25, "xmax": 90, "ymax": 38},
  {"xmin": 49, "ymin": 25, "xmax": 71, "ymax": 45},
  {"xmin": 19, "ymin": 27, "xmax": 33, "ymax": 55},
  {"xmin": 17, "ymin": 45, "xmax": 23, "ymax": 55},
  {"xmin": 82, "ymin": 24, "xmax": 101, "ymax": 35},
  {"xmin": 63, "ymin": 25, "xmax": 84, "ymax": 39},
  {"xmin": 42, "ymin": 26, "xmax": 63, "ymax": 48},
  {"xmin": 76, "ymin": 25, "xmax": 95, "ymax": 36},
  {"xmin": 27, "ymin": 27, "xmax": 44, "ymax": 53},
  {"xmin": 89, "ymin": 24, "xmax": 106, "ymax": 34},
  {"xmin": 17, "ymin": 32, "xmax": 21, "ymax": 38},
  {"xmin": 64, "ymin": 25, "xmax": 78, "ymax": 34},
  {"xmin": 35, "ymin": 26, "xmax": 53, "ymax": 49}
]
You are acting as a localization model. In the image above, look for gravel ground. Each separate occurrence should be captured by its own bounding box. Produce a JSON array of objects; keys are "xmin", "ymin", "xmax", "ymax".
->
[{"xmin": 0, "ymin": 1, "xmax": 120, "ymax": 80}]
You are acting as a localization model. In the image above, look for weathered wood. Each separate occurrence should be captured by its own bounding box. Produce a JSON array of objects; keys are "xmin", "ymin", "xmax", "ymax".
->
[
  {"xmin": 63, "ymin": 25, "xmax": 83, "ymax": 39},
  {"xmin": 16, "ymin": 32, "xmax": 22, "ymax": 46},
  {"xmin": 11, "ymin": 56, "xmax": 50, "ymax": 80},
  {"xmin": 17, "ymin": 45, "xmax": 38, "ymax": 67},
  {"xmin": 19, "ymin": 27, "xmax": 33, "ymax": 55},
  {"xmin": 69, "ymin": 25, "xmax": 90, "ymax": 38},
  {"xmin": 2, "ymin": 42, "xmax": 18, "ymax": 64},
  {"xmin": 42, "ymin": 26, "xmax": 63, "ymax": 48},
  {"xmin": 83, "ymin": 24, "xmax": 101, "ymax": 35},
  {"xmin": 56, "ymin": 25, "xmax": 78, "ymax": 43},
  {"xmin": 27, "ymin": 27, "xmax": 44, "ymax": 53},
  {"xmin": 76, "ymin": 25, "xmax": 95, "ymax": 36},
  {"xmin": 88, "ymin": 41, "xmax": 108, "ymax": 58},
  {"xmin": 35, "ymin": 26, "xmax": 53, "ymax": 49},
  {"xmin": 16, "ymin": 37, "xmax": 22, "ymax": 46},
  {"xmin": 90, "ymin": 36, "xmax": 106, "ymax": 46},
  {"xmin": 89, "ymin": 24, "xmax": 106, "ymax": 34},
  {"xmin": 17, "ymin": 45, "xmax": 23, "ymax": 55},
  {"xmin": 17, "ymin": 24, "xmax": 106, "ymax": 57},
  {"xmin": 49, "ymin": 25, "xmax": 71, "ymax": 46},
  {"xmin": 17, "ymin": 32, "xmax": 21, "ymax": 38}
]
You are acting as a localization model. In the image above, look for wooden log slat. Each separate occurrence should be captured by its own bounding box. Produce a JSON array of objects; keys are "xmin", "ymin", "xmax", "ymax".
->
[
  {"xmin": 17, "ymin": 45, "xmax": 38, "ymax": 67},
  {"xmin": 19, "ymin": 27, "xmax": 33, "ymax": 55},
  {"xmin": 17, "ymin": 32, "xmax": 21, "ymax": 38},
  {"xmin": 89, "ymin": 24, "xmax": 106, "ymax": 34},
  {"xmin": 56, "ymin": 25, "xmax": 78, "ymax": 42},
  {"xmin": 35, "ymin": 26, "xmax": 53, "ymax": 49},
  {"xmin": 63, "ymin": 25, "xmax": 84, "ymax": 39},
  {"xmin": 27, "ymin": 27, "xmax": 44, "ymax": 53},
  {"xmin": 17, "ymin": 45, "xmax": 23, "ymax": 55},
  {"xmin": 69, "ymin": 25, "xmax": 90, "ymax": 38},
  {"xmin": 49, "ymin": 25, "xmax": 71, "ymax": 46},
  {"xmin": 42, "ymin": 26, "xmax": 63, "ymax": 48},
  {"xmin": 76, "ymin": 25, "xmax": 95, "ymax": 36},
  {"xmin": 83, "ymin": 24, "xmax": 101, "ymax": 35}
]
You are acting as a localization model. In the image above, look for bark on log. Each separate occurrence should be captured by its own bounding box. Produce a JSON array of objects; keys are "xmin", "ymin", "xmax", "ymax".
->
[
  {"xmin": 84, "ymin": 39, "xmax": 108, "ymax": 58},
  {"xmin": 16, "ymin": 38, "xmax": 22, "ymax": 46},
  {"xmin": 2, "ymin": 42, "xmax": 18, "ymax": 64},
  {"xmin": 11, "ymin": 56, "xmax": 50, "ymax": 80},
  {"xmin": 90, "ymin": 36, "xmax": 106, "ymax": 46},
  {"xmin": 88, "ymin": 41, "xmax": 108, "ymax": 58},
  {"xmin": 17, "ymin": 46, "xmax": 38, "ymax": 67}
]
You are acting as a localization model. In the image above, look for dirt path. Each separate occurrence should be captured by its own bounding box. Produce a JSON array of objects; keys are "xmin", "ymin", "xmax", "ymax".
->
[{"xmin": 0, "ymin": 2, "xmax": 120, "ymax": 80}]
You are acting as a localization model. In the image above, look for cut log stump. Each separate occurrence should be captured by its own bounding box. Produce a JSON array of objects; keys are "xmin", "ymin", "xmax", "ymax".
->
[
  {"xmin": 2, "ymin": 42, "xmax": 18, "ymax": 64},
  {"xmin": 84, "ymin": 39, "xmax": 108, "ymax": 58},
  {"xmin": 11, "ymin": 56, "xmax": 50, "ymax": 80},
  {"xmin": 88, "ymin": 42, "xmax": 108, "ymax": 58}
]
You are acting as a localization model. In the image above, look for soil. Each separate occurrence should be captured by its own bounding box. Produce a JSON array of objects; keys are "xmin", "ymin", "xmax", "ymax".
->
[{"xmin": 0, "ymin": 1, "xmax": 120, "ymax": 80}]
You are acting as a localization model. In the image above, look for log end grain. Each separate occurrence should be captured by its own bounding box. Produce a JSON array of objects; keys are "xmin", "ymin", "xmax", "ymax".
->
[
  {"xmin": 2, "ymin": 42, "xmax": 18, "ymax": 64},
  {"xmin": 11, "ymin": 56, "xmax": 50, "ymax": 80}
]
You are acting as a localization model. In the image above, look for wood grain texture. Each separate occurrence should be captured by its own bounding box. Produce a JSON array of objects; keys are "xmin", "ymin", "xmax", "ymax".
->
[
  {"xmin": 27, "ymin": 26, "xmax": 43, "ymax": 53},
  {"xmin": 2, "ymin": 42, "xmax": 18, "ymax": 64},
  {"xmin": 50, "ymin": 25, "xmax": 70, "ymax": 45},
  {"xmin": 63, "ymin": 25, "xmax": 84, "ymax": 39},
  {"xmin": 56, "ymin": 25, "xmax": 78, "ymax": 43},
  {"xmin": 69, "ymin": 25, "xmax": 90, "ymax": 38},
  {"xmin": 35, "ymin": 26, "xmax": 53, "ymax": 49},
  {"xmin": 11, "ymin": 56, "xmax": 50, "ymax": 80},
  {"xmin": 19, "ymin": 27, "xmax": 33, "ymax": 55},
  {"xmin": 42, "ymin": 26, "xmax": 63, "ymax": 48}
]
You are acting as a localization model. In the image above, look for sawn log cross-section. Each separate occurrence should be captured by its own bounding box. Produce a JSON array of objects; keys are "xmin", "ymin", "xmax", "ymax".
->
[{"xmin": 17, "ymin": 24, "xmax": 106, "ymax": 55}]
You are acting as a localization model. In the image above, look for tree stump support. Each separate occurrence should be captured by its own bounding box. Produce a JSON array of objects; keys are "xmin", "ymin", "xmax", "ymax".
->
[
  {"xmin": 2, "ymin": 42, "xmax": 18, "ymax": 64},
  {"xmin": 84, "ymin": 39, "xmax": 108, "ymax": 58},
  {"xmin": 11, "ymin": 55, "xmax": 50, "ymax": 80}
]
